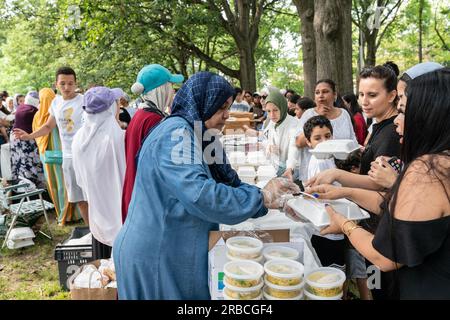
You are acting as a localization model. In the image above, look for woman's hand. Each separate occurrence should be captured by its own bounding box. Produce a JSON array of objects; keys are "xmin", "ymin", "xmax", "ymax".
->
[
  {"xmin": 306, "ymin": 184, "xmax": 347, "ymax": 200},
  {"xmin": 320, "ymin": 205, "xmax": 347, "ymax": 236},
  {"xmin": 305, "ymin": 168, "xmax": 340, "ymax": 187},
  {"xmin": 12, "ymin": 128, "xmax": 31, "ymax": 140},
  {"xmin": 368, "ymin": 156, "xmax": 398, "ymax": 189},
  {"xmin": 262, "ymin": 177, "xmax": 300, "ymax": 209}
]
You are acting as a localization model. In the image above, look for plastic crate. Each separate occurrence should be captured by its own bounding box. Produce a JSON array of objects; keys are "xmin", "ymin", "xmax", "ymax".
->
[{"xmin": 54, "ymin": 226, "xmax": 93, "ymax": 290}]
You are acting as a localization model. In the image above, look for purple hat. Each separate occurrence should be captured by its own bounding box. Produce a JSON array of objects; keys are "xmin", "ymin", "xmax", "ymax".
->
[
  {"xmin": 24, "ymin": 91, "xmax": 39, "ymax": 108},
  {"xmin": 83, "ymin": 87, "xmax": 124, "ymax": 114}
]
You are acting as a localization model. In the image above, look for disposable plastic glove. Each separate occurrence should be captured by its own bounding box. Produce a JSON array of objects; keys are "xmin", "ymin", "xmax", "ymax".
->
[{"xmin": 261, "ymin": 177, "xmax": 300, "ymax": 209}]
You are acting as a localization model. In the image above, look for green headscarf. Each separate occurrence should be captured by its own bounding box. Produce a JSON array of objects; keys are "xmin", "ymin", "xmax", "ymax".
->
[{"xmin": 265, "ymin": 87, "xmax": 287, "ymax": 128}]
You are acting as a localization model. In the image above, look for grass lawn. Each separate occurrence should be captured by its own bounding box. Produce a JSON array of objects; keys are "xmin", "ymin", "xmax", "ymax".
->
[{"xmin": 0, "ymin": 212, "xmax": 84, "ymax": 300}]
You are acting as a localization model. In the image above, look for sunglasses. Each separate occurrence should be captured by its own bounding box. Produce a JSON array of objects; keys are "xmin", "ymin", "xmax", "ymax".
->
[{"xmin": 261, "ymin": 95, "xmax": 267, "ymax": 99}]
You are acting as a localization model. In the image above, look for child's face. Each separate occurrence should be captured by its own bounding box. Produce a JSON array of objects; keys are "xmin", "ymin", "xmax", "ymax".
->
[{"xmin": 307, "ymin": 126, "xmax": 332, "ymax": 149}]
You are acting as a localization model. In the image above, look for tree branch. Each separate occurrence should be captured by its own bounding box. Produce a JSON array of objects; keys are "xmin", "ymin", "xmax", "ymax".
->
[
  {"xmin": 434, "ymin": 9, "xmax": 450, "ymax": 51},
  {"xmin": 375, "ymin": 0, "xmax": 402, "ymax": 49}
]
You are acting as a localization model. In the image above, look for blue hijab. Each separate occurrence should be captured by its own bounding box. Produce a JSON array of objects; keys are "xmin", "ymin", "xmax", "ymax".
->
[{"xmin": 170, "ymin": 72, "xmax": 240, "ymax": 187}]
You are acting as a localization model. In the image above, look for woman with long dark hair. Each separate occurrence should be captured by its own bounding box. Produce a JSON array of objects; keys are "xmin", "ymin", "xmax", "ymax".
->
[{"xmin": 308, "ymin": 67, "xmax": 450, "ymax": 299}]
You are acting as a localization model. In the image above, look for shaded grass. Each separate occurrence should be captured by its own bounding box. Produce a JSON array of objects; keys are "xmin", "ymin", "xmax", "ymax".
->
[{"xmin": 0, "ymin": 212, "xmax": 84, "ymax": 300}]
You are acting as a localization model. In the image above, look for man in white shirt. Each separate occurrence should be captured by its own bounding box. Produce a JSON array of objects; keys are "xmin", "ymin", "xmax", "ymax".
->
[
  {"xmin": 13, "ymin": 67, "xmax": 89, "ymax": 225},
  {"xmin": 230, "ymin": 87, "xmax": 250, "ymax": 112}
]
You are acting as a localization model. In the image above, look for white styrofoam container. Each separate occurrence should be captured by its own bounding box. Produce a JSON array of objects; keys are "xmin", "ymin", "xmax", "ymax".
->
[
  {"xmin": 6, "ymin": 238, "xmax": 35, "ymax": 249},
  {"xmin": 309, "ymin": 139, "xmax": 361, "ymax": 160},
  {"xmin": 7, "ymin": 227, "xmax": 36, "ymax": 241},
  {"xmin": 286, "ymin": 197, "xmax": 370, "ymax": 228}
]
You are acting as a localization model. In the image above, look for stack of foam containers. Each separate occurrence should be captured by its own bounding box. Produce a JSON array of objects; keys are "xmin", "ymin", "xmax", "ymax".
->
[{"xmin": 6, "ymin": 227, "xmax": 36, "ymax": 249}]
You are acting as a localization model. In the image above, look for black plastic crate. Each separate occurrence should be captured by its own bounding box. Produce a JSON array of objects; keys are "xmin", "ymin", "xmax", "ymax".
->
[{"xmin": 54, "ymin": 226, "xmax": 93, "ymax": 290}]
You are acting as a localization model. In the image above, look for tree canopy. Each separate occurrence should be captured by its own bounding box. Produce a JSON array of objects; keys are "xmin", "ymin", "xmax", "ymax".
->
[{"xmin": 0, "ymin": 0, "xmax": 448, "ymax": 96}]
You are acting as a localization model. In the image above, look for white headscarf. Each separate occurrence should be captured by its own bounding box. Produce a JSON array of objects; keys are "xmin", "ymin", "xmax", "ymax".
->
[
  {"xmin": 72, "ymin": 101, "xmax": 125, "ymax": 246},
  {"xmin": 139, "ymin": 82, "xmax": 173, "ymax": 113}
]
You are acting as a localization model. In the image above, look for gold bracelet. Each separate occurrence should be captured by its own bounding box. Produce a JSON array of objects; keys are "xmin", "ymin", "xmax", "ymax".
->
[
  {"xmin": 340, "ymin": 220, "xmax": 354, "ymax": 234},
  {"xmin": 346, "ymin": 225, "xmax": 362, "ymax": 237}
]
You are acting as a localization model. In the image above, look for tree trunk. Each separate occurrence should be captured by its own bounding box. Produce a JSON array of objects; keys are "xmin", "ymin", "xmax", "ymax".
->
[
  {"xmin": 365, "ymin": 30, "xmax": 378, "ymax": 67},
  {"xmin": 238, "ymin": 45, "xmax": 257, "ymax": 92},
  {"xmin": 293, "ymin": 0, "xmax": 316, "ymax": 98},
  {"xmin": 418, "ymin": 0, "xmax": 424, "ymax": 62},
  {"xmin": 314, "ymin": 0, "xmax": 353, "ymax": 94}
]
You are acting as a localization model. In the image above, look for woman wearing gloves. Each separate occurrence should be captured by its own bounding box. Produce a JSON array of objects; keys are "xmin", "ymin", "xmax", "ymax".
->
[
  {"xmin": 113, "ymin": 72, "xmax": 299, "ymax": 300},
  {"xmin": 263, "ymin": 88, "xmax": 299, "ymax": 178}
]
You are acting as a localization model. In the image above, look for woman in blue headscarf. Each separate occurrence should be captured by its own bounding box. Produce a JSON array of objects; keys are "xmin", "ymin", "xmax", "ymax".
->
[{"xmin": 113, "ymin": 72, "xmax": 299, "ymax": 300}]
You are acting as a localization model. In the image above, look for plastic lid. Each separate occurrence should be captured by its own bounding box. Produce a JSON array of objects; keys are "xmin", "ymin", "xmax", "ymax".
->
[
  {"xmin": 264, "ymin": 275, "xmax": 305, "ymax": 291},
  {"xmin": 224, "ymin": 277, "xmax": 264, "ymax": 292},
  {"xmin": 263, "ymin": 287, "xmax": 304, "ymax": 300},
  {"xmin": 263, "ymin": 245, "xmax": 299, "ymax": 261},
  {"xmin": 226, "ymin": 236, "xmax": 263, "ymax": 254},
  {"xmin": 264, "ymin": 259, "xmax": 304, "ymax": 279},
  {"xmin": 226, "ymin": 251, "xmax": 263, "ymax": 263},
  {"xmin": 304, "ymin": 289, "xmax": 343, "ymax": 300},
  {"xmin": 223, "ymin": 260, "xmax": 264, "ymax": 280},
  {"xmin": 223, "ymin": 290, "xmax": 263, "ymax": 300},
  {"xmin": 257, "ymin": 165, "xmax": 277, "ymax": 176},
  {"xmin": 305, "ymin": 267, "xmax": 346, "ymax": 288}
]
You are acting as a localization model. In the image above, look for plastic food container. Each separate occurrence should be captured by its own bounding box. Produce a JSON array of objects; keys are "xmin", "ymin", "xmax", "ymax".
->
[
  {"xmin": 226, "ymin": 251, "xmax": 264, "ymax": 264},
  {"xmin": 223, "ymin": 290, "xmax": 263, "ymax": 300},
  {"xmin": 226, "ymin": 236, "xmax": 263, "ymax": 260},
  {"xmin": 263, "ymin": 286, "xmax": 304, "ymax": 300},
  {"xmin": 263, "ymin": 246, "xmax": 299, "ymax": 261},
  {"xmin": 247, "ymin": 151, "xmax": 269, "ymax": 166},
  {"xmin": 305, "ymin": 267, "xmax": 346, "ymax": 297},
  {"xmin": 256, "ymin": 165, "xmax": 277, "ymax": 181},
  {"xmin": 304, "ymin": 289, "xmax": 343, "ymax": 300},
  {"xmin": 223, "ymin": 260, "xmax": 264, "ymax": 288},
  {"xmin": 223, "ymin": 277, "xmax": 264, "ymax": 300},
  {"xmin": 309, "ymin": 139, "xmax": 360, "ymax": 160},
  {"xmin": 286, "ymin": 197, "xmax": 370, "ymax": 228},
  {"xmin": 264, "ymin": 275, "xmax": 304, "ymax": 299},
  {"xmin": 229, "ymin": 151, "xmax": 247, "ymax": 165},
  {"xmin": 264, "ymin": 259, "xmax": 304, "ymax": 287},
  {"xmin": 237, "ymin": 166, "xmax": 256, "ymax": 184}
]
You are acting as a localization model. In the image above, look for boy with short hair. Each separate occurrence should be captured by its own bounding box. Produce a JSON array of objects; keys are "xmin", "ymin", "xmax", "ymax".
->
[
  {"xmin": 303, "ymin": 115, "xmax": 336, "ymax": 180},
  {"xmin": 13, "ymin": 67, "xmax": 89, "ymax": 225},
  {"xmin": 303, "ymin": 115, "xmax": 346, "ymax": 272}
]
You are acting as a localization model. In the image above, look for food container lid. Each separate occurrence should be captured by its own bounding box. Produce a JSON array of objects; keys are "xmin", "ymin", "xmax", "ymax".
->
[
  {"xmin": 223, "ymin": 260, "xmax": 264, "ymax": 280},
  {"xmin": 264, "ymin": 259, "xmax": 304, "ymax": 279},
  {"xmin": 226, "ymin": 236, "xmax": 263, "ymax": 254},
  {"xmin": 264, "ymin": 275, "xmax": 305, "ymax": 291},
  {"xmin": 223, "ymin": 290, "xmax": 263, "ymax": 300},
  {"xmin": 305, "ymin": 267, "xmax": 346, "ymax": 288},
  {"xmin": 263, "ymin": 287, "xmax": 304, "ymax": 300},
  {"xmin": 257, "ymin": 165, "xmax": 277, "ymax": 176},
  {"xmin": 226, "ymin": 251, "xmax": 263, "ymax": 263},
  {"xmin": 263, "ymin": 245, "xmax": 299, "ymax": 261},
  {"xmin": 309, "ymin": 139, "xmax": 361, "ymax": 160},
  {"xmin": 304, "ymin": 289, "xmax": 343, "ymax": 300},
  {"xmin": 223, "ymin": 277, "xmax": 264, "ymax": 292}
]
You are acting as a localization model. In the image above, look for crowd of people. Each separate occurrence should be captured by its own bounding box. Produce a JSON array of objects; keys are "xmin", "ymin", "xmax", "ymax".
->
[{"xmin": 1, "ymin": 60, "xmax": 448, "ymax": 300}]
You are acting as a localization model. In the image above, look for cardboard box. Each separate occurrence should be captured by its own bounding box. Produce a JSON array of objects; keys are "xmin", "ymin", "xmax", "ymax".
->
[{"xmin": 208, "ymin": 229, "xmax": 305, "ymax": 300}]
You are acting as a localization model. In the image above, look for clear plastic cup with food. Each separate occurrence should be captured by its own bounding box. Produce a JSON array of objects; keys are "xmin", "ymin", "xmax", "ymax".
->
[
  {"xmin": 263, "ymin": 286, "xmax": 304, "ymax": 300},
  {"xmin": 304, "ymin": 289, "xmax": 343, "ymax": 300},
  {"xmin": 262, "ymin": 245, "xmax": 300, "ymax": 261},
  {"xmin": 223, "ymin": 277, "xmax": 264, "ymax": 300},
  {"xmin": 223, "ymin": 260, "xmax": 264, "ymax": 288},
  {"xmin": 264, "ymin": 275, "xmax": 304, "ymax": 299},
  {"xmin": 226, "ymin": 251, "xmax": 264, "ymax": 264},
  {"xmin": 305, "ymin": 267, "xmax": 346, "ymax": 297},
  {"xmin": 264, "ymin": 259, "xmax": 304, "ymax": 287},
  {"xmin": 226, "ymin": 236, "xmax": 263, "ymax": 260}
]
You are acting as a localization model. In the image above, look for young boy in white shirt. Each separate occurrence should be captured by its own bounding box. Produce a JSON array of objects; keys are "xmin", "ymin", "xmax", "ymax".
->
[
  {"xmin": 303, "ymin": 115, "xmax": 346, "ymax": 272},
  {"xmin": 13, "ymin": 67, "xmax": 89, "ymax": 225}
]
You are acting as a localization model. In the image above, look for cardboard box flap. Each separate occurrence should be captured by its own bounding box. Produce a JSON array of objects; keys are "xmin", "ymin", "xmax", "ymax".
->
[{"xmin": 208, "ymin": 229, "xmax": 289, "ymax": 250}]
